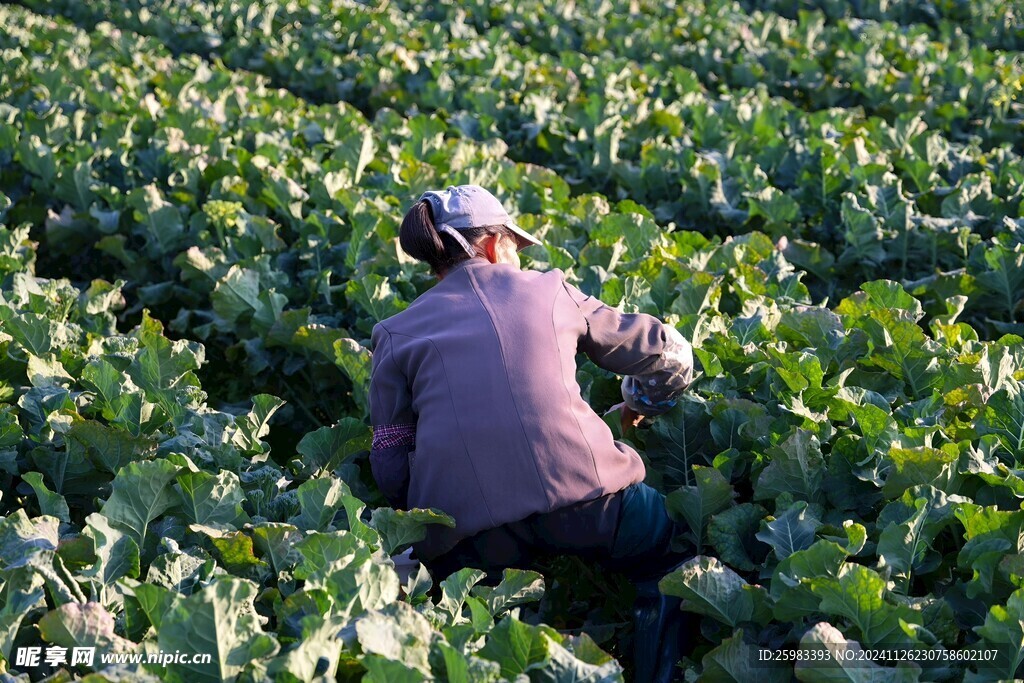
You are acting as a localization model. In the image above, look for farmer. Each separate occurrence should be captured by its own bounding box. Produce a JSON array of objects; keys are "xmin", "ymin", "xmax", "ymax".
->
[{"xmin": 367, "ymin": 185, "xmax": 695, "ymax": 582}]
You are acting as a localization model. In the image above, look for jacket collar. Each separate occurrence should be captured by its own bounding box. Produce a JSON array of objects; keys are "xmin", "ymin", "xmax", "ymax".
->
[{"xmin": 444, "ymin": 256, "xmax": 489, "ymax": 276}]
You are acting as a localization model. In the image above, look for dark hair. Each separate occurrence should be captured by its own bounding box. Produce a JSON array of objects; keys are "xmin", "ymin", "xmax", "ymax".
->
[{"xmin": 399, "ymin": 200, "xmax": 516, "ymax": 275}]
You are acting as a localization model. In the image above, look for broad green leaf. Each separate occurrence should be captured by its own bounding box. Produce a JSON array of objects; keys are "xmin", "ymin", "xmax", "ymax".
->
[
  {"xmin": 642, "ymin": 399, "xmax": 712, "ymax": 490},
  {"xmin": 3, "ymin": 548, "xmax": 85, "ymax": 607},
  {"xmin": 309, "ymin": 547, "xmax": 397, "ymax": 617},
  {"xmin": 479, "ymin": 568, "xmax": 545, "ymax": 617},
  {"xmin": 296, "ymin": 419, "xmax": 371, "ymax": 475},
  {"xmin": 974, "ymin": 243, "xmax": 1024, "ymax": 320},
  {"xmin": 404, "ymin": 562, "xmax": 433, "ymax": 606},
  {"xmin": 859, "ymin": 281, "xmax": 924, "ymax": 318},
  {"xmin": 38, "ymin": 601, "xmax": 136, "ymax": 656},
  {"xmin": 361, "ymin": 655, "xmax": 426, "ymax": 683},
  {"xmin": 708, "ymin": 503, "xmax": 769, "ymax": 572},
  {"xmin": 177, "ymin": 470, "xmax": 250, "ymax": 529},
  {"xmin": 974, "ymin": 587, "xmax": 1024, "ymax": 680},
  {"xmin": 334, "ymin": 338, "xmax": 372, "ymax": 418},
  {"xmin": 231, "ymin": 394, "xmax": 285, "ymax": 455},
  {"xmin": 796, "ymin": 621, "xmax": 922, "ymax": 682},
  {"xmin": 977, "ymin": 383, "xmax": 1024, "ymax": 459},
  {"xmin": 767, "ymin": 347, "xmax": 825, "ymax": 393},
  {"xmin": 709, "ymin": 398, "xmax": 772, "ymax": 453},
  {"xmin": 344, "ymin": 202, "xmax": 382, "ymax": 270},
  {"xmin": 292, "ymin": 531, "xmax": 370, "ymax": 589},
  {"xmin": 101, "ymin": 459, "xmax": 181, "ymax": 550},
  {"xmin": 21, "ymin": 471, "xmax": 70, "ymax": 522},
  {"xmin": 756, "ymin": 501, "xmax": 821, "ymax": 562},
  {"xmin": 861, "ymin": 311, "xmax": 944, "ymax": 398},
  {"xmin": 55, "ymin": 160, "xmax": 96, "ymax": 212},
  {"xmin": 745, "ymin": 185, "xmax": 800, "ymax": 230},
  {"xmin": 464, "ymin": 595, "xmax": 494, "ymax": 633},
  {"xmin": 211, "ymin": 266, "xmax": 281, "ymax": 326},
  {"xmin": 0, "ymin": 406, "xmax": 21, "ymax": 448},
  {"xmin": 7, "ymin": 312, "xmax": 54, "ymax": 356},
  {"xmin": 81, "ymin": 513, "xmax": 140, "ymax": 586},
  {"xmin": 288, "ymin": 477, "xmax": 348, "ymax": 532},
  {"xmin": 264, "ymin": 613, "xmax": 345, "ymax": 682},
  {"xmin": 345, "ymin": 275, "xmax": 408, "ymax": 323},
  {"xmin": 702, "ymin": 628, "xmax": 790, "ymax": 683},
  {"xmin": 251, "ymin": 523, "xmax": 302, "ymax": 576},
  {"xmin": 355, "ymin": 601, "xmax": 432, "ymax": 675},
  {"xmin": 0, "ymin": 509, "xmax": 59, "ymax": 568},
  {"xmin": 438, "ymin": 568, "xmax": 487, "ymax": 626},
  {"xmin": 67, "ymin": 420, "xmax": 157, "ymax": 475},
  {"xmin": 146, "ymin": 546, "xmax": 215, "ymax": 594},
  {"xmin": 669, "ymin": 270, "xmax": 723, "ymax": 318},
  {"xmin": 882, "ymin": 446, "xmax": 957, "ymax": 499},
  {"xmin": 659, "ymin": 555, "xmax": 770, "ymax": 628},
  {"xmin": 291, "ymin": 324, "xmax": 348, "ymax": 360},
  {"xmin": 155, "ymin": 577, "xmax": 280, "ymax": 682},
  {"xmin": 592, "ymin": 212, "xmax": 663, "ymax": 261},
  {"xmin": 25, "ymin": 353, "xmax": 73, "ymax": 388},
  {"xmin": 877, "ymin": 490, "xmax": 959, "ymax": 594},
  {"xmin": 772, "ymin": 541, "xmax": 849, "ymax": 622},
  {"xmin": 258, "ymin": 163, "xmax": 307, "ymax": 224},
  {"xmin": 755, "ymin": 429, "xmax": 827, "ymax": 505},
  {"xmin": 435, "ymin": 640, "xmax": 503, "ymax": 683},
  {"xmin": 129, "ymin": 184, "xmax": 185, "ymax": 258},
  {"xmin": 350, "ymin": 559, "xmax": 402, "ymax": 615},
  {"xmin": 954, "ymin": 504, "xmax": 1024, "ymax": 598},
  {"xmin": 274, "ymin": 589, "xmax": 333, "ymax": 643},
  {"xmin": 127, "ymin": 310, "xmax": 203, "ymax": 399},
  {"xmin": 129, "ymin": 581, "xmax": 181, "ymax": 633},
  {"xmin": 477, "ymin": 616, "xmax": 554, "ymax": 679},
  {"xmin": 200, "ymin": 528, "xmax": 271, "ymax": 578},
  {"xmin": 777, "ymin": 306, "xmax": 845, "ymax": 352},
  {"xmin": 0, "ymin": 565, "xmax": 46, "ymax": 662},
  {"xmin": 810, "ymin": 563, "xmax": 922, "ymax": 648},
  {"xmin": 665, "ymin": 465, "xmax": 736, "ymax": 549},
  {"xmin": 535, "ymin": 635, "xmax": 625, "ymax": 682},
  {"xmin": 368, "ymin": 507, "xmax": 455, "ymax": 556}
]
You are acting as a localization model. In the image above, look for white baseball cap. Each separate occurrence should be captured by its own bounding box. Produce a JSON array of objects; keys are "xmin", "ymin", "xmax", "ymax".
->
[{"xmin": 419, "ymin": 185, "xmax": 543, "ymax": 258}]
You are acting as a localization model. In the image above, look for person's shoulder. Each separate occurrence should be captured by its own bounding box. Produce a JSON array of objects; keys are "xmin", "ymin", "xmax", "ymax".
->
[
  {"xmin": 370, "ymin": 319, "xmax": 392, "ymax": 349},
  {"xmin": 496, "ymin": 264, "xmax": 567, "ymax": 284}
]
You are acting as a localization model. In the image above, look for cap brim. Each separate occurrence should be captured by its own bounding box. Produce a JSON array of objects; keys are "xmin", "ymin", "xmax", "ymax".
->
[{"xmin": 506, "ymin": 221, "xmax": 543, "ymax": 251}]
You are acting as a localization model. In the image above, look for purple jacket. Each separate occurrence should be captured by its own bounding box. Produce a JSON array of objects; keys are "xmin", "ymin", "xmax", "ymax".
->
[{"xmin": 368, "ymin": 256, "xmax": 693, "ymax": 560}]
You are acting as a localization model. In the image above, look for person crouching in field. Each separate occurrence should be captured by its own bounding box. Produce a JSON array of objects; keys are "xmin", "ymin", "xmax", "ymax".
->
[{"xmin": 366, "ymin": 184, "xmax": 695, "ymax": 585}]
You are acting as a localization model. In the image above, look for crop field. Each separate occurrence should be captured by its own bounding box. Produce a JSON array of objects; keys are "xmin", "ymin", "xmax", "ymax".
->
[{"xmin": 1, "ymin": 0, "xmax": 1024, "ymax": 680}]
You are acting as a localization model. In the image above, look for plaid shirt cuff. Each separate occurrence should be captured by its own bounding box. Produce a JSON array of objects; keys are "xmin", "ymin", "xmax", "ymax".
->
[{"xmin": 372, "ymin": 423, "xmax": 416, "ymax": 450}]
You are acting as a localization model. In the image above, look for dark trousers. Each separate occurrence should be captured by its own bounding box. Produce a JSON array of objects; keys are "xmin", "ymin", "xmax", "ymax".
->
[{"xmin": 421, "ymin": 482, "xmax": 691, "ymax": 583}]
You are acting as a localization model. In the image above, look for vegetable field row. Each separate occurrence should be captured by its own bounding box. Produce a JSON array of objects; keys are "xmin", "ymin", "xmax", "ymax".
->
[
  {"xmin": 1, "ymin": 0, "xmax": 1023, "ymax": 680},
  {"xmin": 13, "ymin": 0, "xmax": 1024, "ymax": 333}
]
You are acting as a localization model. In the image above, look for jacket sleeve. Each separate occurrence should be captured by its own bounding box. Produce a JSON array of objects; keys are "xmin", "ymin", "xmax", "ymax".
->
[
  {"xmin": 560, "ymin": 276, "xmax": 694, "ymax": 417},
  {"xmin": 368, "ymin": 323, "xmax": 416, "ymax": 509}
]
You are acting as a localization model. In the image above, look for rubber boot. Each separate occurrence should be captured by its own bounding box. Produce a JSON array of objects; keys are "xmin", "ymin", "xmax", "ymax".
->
[{"xmin": 632, "ymin": 578, "xmax": 684, "ymax": 682}]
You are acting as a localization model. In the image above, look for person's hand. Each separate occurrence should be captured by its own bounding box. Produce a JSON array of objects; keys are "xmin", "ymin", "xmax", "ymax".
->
[{"xmin": 605, "ymin": 401, "xmax": 645, "ymax": 433}]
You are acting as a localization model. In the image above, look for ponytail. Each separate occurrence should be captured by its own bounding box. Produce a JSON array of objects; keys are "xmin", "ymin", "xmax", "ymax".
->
[
  {"xmin": 399, "ymin": 200, "xmax": 517, "ymax": 276},
  {"xmin": 399, "ymin": 201, "xmax": 451, "ymax": 274}
]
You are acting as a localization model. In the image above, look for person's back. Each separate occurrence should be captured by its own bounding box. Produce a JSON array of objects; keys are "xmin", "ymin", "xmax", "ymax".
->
[
  {"xmin": 372, "ymin": 255, "xmax": 658, "ymax": 560},
  {"xmin": 369, "ymin": 184, "xmax": 693, "ymax": 575},
  {"xmin": 369, "ymin": 184, "xmax": 697, "ymax": 683}
]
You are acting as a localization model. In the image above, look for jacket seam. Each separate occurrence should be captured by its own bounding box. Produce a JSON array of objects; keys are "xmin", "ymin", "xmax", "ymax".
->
[
  {"xmin": 378, "ymin": 325, "xmax": 406, "ymax": 405},
  {"xmin": 553, "ymin": 282, "xmax": 602, "ymax": 489},
  {"xmin": 560, "ymin": 279, "xmax": 588, "ymax": 340},
  {"xmin": 370, "ymin": 326, "xmax": 415, "ymax": 506},
  {"xmin": 467, "ymin": 268, "xmax": 554, "ymax": 511},
  {"xmin": 386, "ymin": 329, "xmax": 498, "ymax": 527},
  {"xmin": 560, "ymin": 280, "xmax": 666, "ymax": 373}
]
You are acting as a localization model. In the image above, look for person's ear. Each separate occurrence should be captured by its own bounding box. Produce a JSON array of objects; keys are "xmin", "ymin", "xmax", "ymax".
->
[{"xmin": 483, "ymin": 233, "xmax": 500, "ymax": 263}]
